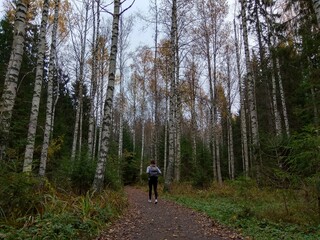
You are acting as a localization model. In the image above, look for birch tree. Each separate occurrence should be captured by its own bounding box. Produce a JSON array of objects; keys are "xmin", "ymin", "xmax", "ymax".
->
[
  {"xmin": 240, "ymin": 0, "xmax": 260, "ymax": 163},
  {"xmin": 92, "ymin": 0, "xmax": 135, "ymax": 192},
  {"xmin": 88, "ymin": 0, "xmax": 101, "ymax": 160},
  {"xmin": 70, "ymin": 1, "xmax": 89, "ymax": 162},
  {"xmin": 39, "ymin": 0, "xmax": 60, "ymax": 177},
  {"xmin": 234, "ymin": 19, "xmax": 249, "ymax": 177},
  {"xmin": 0, "ymin": 0, "xmax": 29, "ymax": 160},
  {"xmin": 117, "ymin": 14, "xmax": 134, "ymax": 163},
  {"xmin": 164, "ymin": 0, "xmax": 177, "ymax": 192},
  {"xmin": 23, "ymin": 0, "xmax": 50, "ymax": 173}
]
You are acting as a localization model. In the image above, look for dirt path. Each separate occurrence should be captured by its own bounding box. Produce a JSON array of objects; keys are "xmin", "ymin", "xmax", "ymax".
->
[{"xmin": 96, "ymin": 186, "xmax": 243, "ymax": 240}]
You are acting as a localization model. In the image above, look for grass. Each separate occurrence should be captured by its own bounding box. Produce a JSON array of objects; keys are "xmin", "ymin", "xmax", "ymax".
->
[
  {"xmin": 164, "ymin": 181, "xmax": 320, "ymax": 240},
  {"xmin": 0, "ymin": 180, "xmax": 127, "ymax": 240}
]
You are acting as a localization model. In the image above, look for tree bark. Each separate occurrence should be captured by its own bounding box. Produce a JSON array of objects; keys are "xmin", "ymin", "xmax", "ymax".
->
[
  {"xmin": 23, "ymin": 0, "xmax": 50, "ymax": 173},
  {"xmin": 240, "ymin": 0, "xmax": 259, "ymax": 158},
  {"xmin": 164, "ymin": 0, "xmax": 177, "ymax": 192},
  {"xmin": 93, "ymin": 0, "xmax": 121, "ymax": 192},
  {"xmin": 71, "ymin": 1, "xmax": 89, "ymax": 162},
  {"xmin": 0, "ymin": 0, "xmax": 29, "ymax": 160},
  {"xmin": 88, "ymin": 0, "xmax": 100, "ymax": 160},
  {"xmin": 234, "ymin": 19, "xmax": 249, "ymax": 177},
  {"xmin": 276, "ymin": 58, "xmax": 290, "ymax": 136},
  {"xmin": 39, "ymin": 0, "xmax": 60, "ymax": 177}
]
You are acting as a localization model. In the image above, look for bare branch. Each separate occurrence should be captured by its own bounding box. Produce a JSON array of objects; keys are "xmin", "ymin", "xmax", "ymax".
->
[
  {"xmin": 99, "ymin": 1, "xmax": 114, "ymax": 16},
  {"xmin": 120, "ymin": 0, "xmax": 136, "ymax": 15}
]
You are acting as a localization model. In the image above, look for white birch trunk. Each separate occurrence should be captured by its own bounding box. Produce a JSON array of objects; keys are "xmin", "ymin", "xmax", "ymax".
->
[
  {"xmin": 226, "ymin": 49, "xmax": 235, "ymax": 180},
  {"xmin": 175, "ymin": 37, "xmax": 181, "ymax": 182},
  {"xmin": 266, "ymin": 6, "xmax": 282, "ymax": 137},
  {"xmin": 92, "ymin": 0, "xmax": 121, "ymax": 192},
  {"xmin": 88, "ymin": 0, "xmax": 100, "ymax": 159},
  {"xmin": 276, "ymin": 59, "xmax": 290, "ymax": 136},
  {"xmin": 0, "ymin": 0, "xmax": 28, "ymax": 159},
  {"xmin": 39, "ymin": 0, "xmax": 60, "ymax": 177},
  {"xmin": 23, "ymin": 0, "xmax": 50, "ymax": 173},
  {"xmin": 190, "ymin": 60, "xmax": 197, "ymax": 166},
  {"xmin": 240, "ymin": 0, "xmax": 259, "ymax": 149},
  {"xmin": 164, "ymin": 79, "xmax": 169, "ymax": 178},
  {"xmin": 153, "ymin": 0, "xmax": 159, "ymax": 163},
  {"xmin": 164, "ymin": 0, "xmax": 177, "ymax": 192},
  {"xmin": 71, "ymin": 2, "xmax": 89, "ymax": 161},
  {"xmin": 139, "ymin": 69, "xmax": 146, "ymax": 177},
  {"xmin": 216, "ymin": 130, "xmax": 222, "ymax": 184},
  {"xmin": 140, "ymin": 120, "xmax": 145, "ymax": 176},
  {"xmin": 118, "ymin": 16, "xmax": 124, "ymax": 163},
  {"xmin": 234, "ymin": 19, "xmax": 249, "ymax": 177}
]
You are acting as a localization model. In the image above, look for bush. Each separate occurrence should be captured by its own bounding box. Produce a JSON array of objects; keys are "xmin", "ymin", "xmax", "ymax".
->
[{"xmin": 0, "ymin": 171, "xmax": 45, "ymax": 221}]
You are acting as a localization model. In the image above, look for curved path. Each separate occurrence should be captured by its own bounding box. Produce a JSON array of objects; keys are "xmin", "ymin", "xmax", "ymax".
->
[{"xmin": 96, "ymin": 186, "xmax": 243, "ymax": 240}]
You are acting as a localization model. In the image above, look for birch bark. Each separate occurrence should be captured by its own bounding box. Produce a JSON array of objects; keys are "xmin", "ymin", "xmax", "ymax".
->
[
  {"xmin": 276, "ymin": 59, "xmax": 290, "ymax": 136},
  {"xmin": 71, "ymin": 2, "xmax": 89, "ymax": 161},
  {"xmin": 39, "ymin": 0, "xmax": 60, "ymax": 177},
  {"xmin": 88, "ymin": 0, "xmax": 100, "ymax": 160},
  {"xmin": 92, "ymin": 0, "xmax": 121, "ymax": 192},
  {"xmin": 164, "ymin": 0, "xmax": 177, "ymax": 192},
  {"xmin": 23, "ymin": 0, "xmax": 50, "ymax": 173},
  {"xmin": 234, "ymin": 19, "xmax": 249, "ymax": 177},
  {"xmin": 226, "ymin": 47, "xmax": 235, "ymax": 180},
  {"xmin": 0, "ymin": 0, "xmax": 29, "ymax": 160},
  {"xmin": 240, "ymin": 0, "xmax": 259, "ymax": 150}
]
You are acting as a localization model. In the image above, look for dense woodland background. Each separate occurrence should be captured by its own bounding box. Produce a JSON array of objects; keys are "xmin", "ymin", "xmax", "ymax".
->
[{"xmin": 1, "ymin": 0, "xmax": 320, "ymax": 238}]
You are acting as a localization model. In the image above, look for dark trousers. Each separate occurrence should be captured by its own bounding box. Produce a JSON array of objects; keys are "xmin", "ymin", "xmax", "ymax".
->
[{"xmin": 148, "ymin": 176, "xmax": 158, "ymax": 200}]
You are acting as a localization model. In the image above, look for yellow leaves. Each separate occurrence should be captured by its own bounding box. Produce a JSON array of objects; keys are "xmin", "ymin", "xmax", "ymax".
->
[{"xmin": 47, "ymin": 135, "xmax": 63, "ymax": 159}]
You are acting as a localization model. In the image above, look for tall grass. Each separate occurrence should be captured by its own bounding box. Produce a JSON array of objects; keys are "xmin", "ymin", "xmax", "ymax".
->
[{"xmin": 0, "ymin": 173, "xmax": 127, "ymax": 240}]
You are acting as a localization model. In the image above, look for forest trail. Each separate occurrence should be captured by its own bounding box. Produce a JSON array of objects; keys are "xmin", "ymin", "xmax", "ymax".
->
[{"xmin": 96, "ymin": 186, "xmax": 243, "ymax": 240}]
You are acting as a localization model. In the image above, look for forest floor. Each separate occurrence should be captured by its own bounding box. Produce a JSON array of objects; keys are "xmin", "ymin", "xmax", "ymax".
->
[{"xmin": 96, "ymin": 186, "xmax": 244, "ymax": 240}]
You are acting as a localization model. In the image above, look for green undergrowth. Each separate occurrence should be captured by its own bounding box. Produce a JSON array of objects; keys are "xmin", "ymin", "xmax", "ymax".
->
[
  {"xmin": 164, "ymin": 180, "xmax": 320, "ymax": 240},
  {"xmin": 0, "ymin": 175, "xmax": 127, "ymax": 240}
]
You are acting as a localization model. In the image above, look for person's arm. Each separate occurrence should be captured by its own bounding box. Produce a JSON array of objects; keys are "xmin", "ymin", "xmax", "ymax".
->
[
  {"xmin": 157, "ymin": 167, "xmax": 162, "ymax": 174},
  {"xmin": 146, "ymin": 166, "xmax": 150, "ymax": 174}
]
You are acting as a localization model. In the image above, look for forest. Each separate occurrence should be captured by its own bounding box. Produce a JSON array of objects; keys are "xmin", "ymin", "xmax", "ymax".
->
[{"xmin": 1, "ymin": 0, "xmax": 320, "ymax": 239}]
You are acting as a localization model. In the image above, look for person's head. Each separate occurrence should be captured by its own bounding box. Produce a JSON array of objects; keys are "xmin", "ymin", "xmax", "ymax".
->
[{"xmin": 150, "ymin": 160, "xmax": 156, "ymax": 165}]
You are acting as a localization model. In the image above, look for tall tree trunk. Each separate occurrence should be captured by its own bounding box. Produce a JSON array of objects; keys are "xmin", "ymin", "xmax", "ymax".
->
[
  {"xmin": 71, "ymin": 2, "xmax": 89, "ymax": 162},
  {"xmin": 234, "ymin": 19, "xmax": 249, "ymax": 177},
  {"xmin": 0, "ymin": 0, "xmax": 29, "ymax": 160},
  {"xmin": 164, "ymin": 0, "xmax": 177, "ymax": 192},
  {"xmin": 132, "ymin": 75, "xmax": 137, "ymax": 152},
  {"xmin": 175, "ymin": 33, "xmax": 181, "ymax": 182},
  {"xmin": 164, "ymin": 78, "xmax": 169, "ymax": 178},
  {"xmin": 23, "ymin": 0, "xmax": 50, "ymax": 173},
  {"xmin": 51, "ymin": 60, "xmax": 59, "ymax": 136},
  {"xmin": 276, "ymin": 59, "xmax": 290, "ymax": 136},
  {"xmin": 152, "ymin": 0, "xmax": 159, "ymax": 163},
  {"xmin": 88, "ymin": 0, "xmax": 100, "ymax": 160},
  {"xmin": 216, "ymin": 131, "xmax": 222, "ymax": 184},
  {"xmin": 118, "ymin": 16, "xmax": 124, "ymax": 166},
  {"xmin": 204, "ymin": 31, "xmax": 217, "ymax": 180},
  {"xmin": 226, "ymin": 48, "xmax": 235, "ymax": 180},
  {"xmin": 266, "ymin": 6, "xmax": 282, "ymax": 136},
  {"xmin": 190, "ymin": 56, "xmax": 197, "ymax": 166},
  {"xmin": 92, "ymin": 0, "xmax": 121, "ymax": 192},
  {"xmin": 140, "ymin": 71, "xmax": 146, "ymax": 177},
  {"xmin": 240, "ymin": 0, "xmax": 259, "ymax": 163},
  {"xmin": 39, "ymin": 0, "xmax": 60, "ymax": 177},
  {"xmin": 140, "ymin": 120, "xmax": 145, "ymax": 176}
]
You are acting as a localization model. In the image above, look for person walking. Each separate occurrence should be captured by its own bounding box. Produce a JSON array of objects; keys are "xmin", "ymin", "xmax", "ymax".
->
[{"xmin": 146, "ymin": 160, "xmax": 161, "ymax": 204}]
